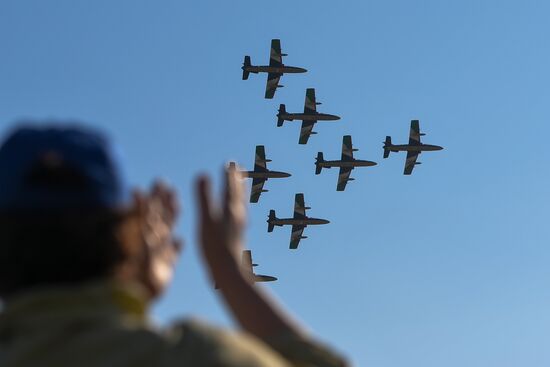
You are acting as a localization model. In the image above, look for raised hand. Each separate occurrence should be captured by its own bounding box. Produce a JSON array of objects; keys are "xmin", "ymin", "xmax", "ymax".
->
[
  {"xmin": 196, "ymin": 165, "xmax": 246, "ymax": 284},
  {"xmin": 133, "ymin": 180, "xmax": 182, "ymax": 298}
]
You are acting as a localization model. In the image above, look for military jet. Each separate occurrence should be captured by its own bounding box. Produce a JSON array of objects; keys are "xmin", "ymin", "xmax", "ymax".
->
[
  {"xmin": 230, "ymin": 146, "xmax": 291, "ymax": 203},
  {"xmin": 383, "ymin": 120, "xmax": 443, "ymax": 175},
  {"xmin": 216, "ymin": 250, "xmax": 277, "ymax": 288},
  {"xmin": 316, "ymin": 135, "xmax": 377, "ymax": 191},
  {"xmin": 242, "ymin": 39, "xmax": 307, "ymax": 99},
  {"xmin": 277, "ymin": 88, "xmax": 340, "ymax": 144},
  {"xmin": 242, "ymin": 250, "xmax": 278, "ymax": 284},
  {"xmin": 267, "ymin": 193, "xmax": 329, "ymax": 249}
]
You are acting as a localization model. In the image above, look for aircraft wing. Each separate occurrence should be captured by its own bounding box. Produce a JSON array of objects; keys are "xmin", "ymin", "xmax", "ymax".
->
[
  {"xmin": 250, "ymin": 177, "xmax": 266, "ymax": 203},
  {"xmin": 298, "ymin": 120, "xmax": 316, "ymax": 145},
  {"xmin": 265, "ymin": 73, "xmax": 282, "ymax": 99},
  {"xmin": 290, "ymin": 224, "xmax": 305, "ymax": 249},
  {"xmin": 254, "ymin": 145, "xmax": 269, "ymax": 172},
  {"xmin": 269, "ymin": 39, "xmax": 283, "ymax": 67},
  {"xmin": 408, "ymin": 120, "xmax": 421, "ymax": 145},
  {"xmin": 241, "ymin": 250, "xmax": 254, "ymax": 273},
  {"xmin": 337, "ymin": 167, "xmax": 353, "ymax": 191},
  {"xmin": 293, "ymin": 193, "xmax": 307, "ymax": 218},
  {"xmin": 341, "ymin": 135, "xmax": 354, "ymax": 161},
  {"xmin": 254, "ymin": 274, "xmax": 277, "ymax": 282},
  {"xmin": 304, "ymin": 88, "xmax": 317, "ymax": 114},
  {"xmin": 404, "ymin": 151, "xmax": 420, "ymax": 175}
]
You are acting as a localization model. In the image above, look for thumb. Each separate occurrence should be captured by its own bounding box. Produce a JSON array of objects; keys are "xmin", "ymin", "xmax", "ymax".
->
[{"xmin": 196, "ymin": 175, "xmax": 215, "ymax": 228}]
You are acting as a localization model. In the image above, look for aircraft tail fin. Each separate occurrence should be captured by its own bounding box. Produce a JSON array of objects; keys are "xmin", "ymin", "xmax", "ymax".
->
[
  {"xmin": 242, "ymin": 56, "xmax": 251, "ymax": 80},
  {"xmin": 277, "ymin": 104, "xmax": 286, "ymax": 127},
  {"xmin": 315, "ymin": 152, "xmax": 324, "ymax": 174},
  {"xmin": 267, "ymin": 210, "xmax": 277, "ymax": 232},
  {"xmin": 383, "ymin": 136, "xmax": 392, "ymax": 158}
]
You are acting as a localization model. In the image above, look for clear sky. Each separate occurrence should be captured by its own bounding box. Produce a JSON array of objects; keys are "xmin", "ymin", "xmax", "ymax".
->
[{"xmin": 2, "ymin": 1, "xmax": 550, "ymax": 366}]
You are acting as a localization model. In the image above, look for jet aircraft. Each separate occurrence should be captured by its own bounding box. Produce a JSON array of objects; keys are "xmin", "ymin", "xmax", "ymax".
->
[
  {"xmin": 316, "ymin": 135, "xmax": 377, "ymax": 191},
  {"xmin": 216, "ymin": 250, "xmax": 277, "ymax": 288},
  {"xmin": 242, "ymin": 250, "xmax": 277, "ymax": 284},
  {"xmin": 267, "ymin": 193, "xmax": 329, "ymax": 249},
  {"xmin": 383, "ymin": 120, "xmax": 443, "ymax": 175},
  {"xmin": 230, "ymin": 145, "xmax": 291, "ymax": 203},
  {"xmin": 277, "ymin": 88, "xmax": 340, "ymax": 144},
  {"xmin": 242, "ymin": 39, "xmax": 307, "ymax": 99}
]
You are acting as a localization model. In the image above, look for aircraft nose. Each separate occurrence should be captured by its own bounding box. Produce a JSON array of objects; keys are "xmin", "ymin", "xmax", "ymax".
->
[{"xmin": 437, "ymin": 146, "xmax": 444, "ymax": 150}]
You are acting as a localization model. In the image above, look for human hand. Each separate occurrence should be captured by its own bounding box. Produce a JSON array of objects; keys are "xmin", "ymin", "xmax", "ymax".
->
[
  {"xmin": 134, "ymin": 180, "xmax": 182, "ymax": 298},
  {"xmin": 195, "ymin": 167, "xmax": 349, "ymax": 367},
  {"xmin": 196, "ymin": 165, "xmax": 247, "ymax": 283}
]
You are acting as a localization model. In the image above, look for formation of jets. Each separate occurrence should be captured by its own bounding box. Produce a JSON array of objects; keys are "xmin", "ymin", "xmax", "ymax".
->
[
  {"xmin": 242, "ymin": 39, "xmax": 307, "ymax": 99},
  {"xmin": 383, "ymin": 120, "xmax": 443, "ymax": 175},
  {"xmin": 237, "ymin": 39, "xmax": 444, "ymax": 284},
  {"xmin": 316, "ymin": 135, "xmax": 377, "ymax": 191},
  {"xmin": 267, "ymin": 193, "xmax": 330, "ymax": 249},
  {"xmin": 277, "ymin": 88, "xmax": 341, "ymax": 144},
  {"xmin": 231, "ymin": 146, "xmax": 291, "ymax": 203}
]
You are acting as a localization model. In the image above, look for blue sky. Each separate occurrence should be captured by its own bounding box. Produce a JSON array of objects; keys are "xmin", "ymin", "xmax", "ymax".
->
[{"xmin": 2, "ymin": 1, "xmax": 550, "ymax": 366}]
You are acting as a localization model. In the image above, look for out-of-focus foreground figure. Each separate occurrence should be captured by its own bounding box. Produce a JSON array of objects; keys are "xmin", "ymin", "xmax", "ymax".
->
[{"xmin": 0, "ymin": 124, "xmax": 348, "ymax": 367}]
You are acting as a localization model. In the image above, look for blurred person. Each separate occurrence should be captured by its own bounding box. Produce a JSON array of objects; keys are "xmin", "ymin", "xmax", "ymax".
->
[{"xmin": 0, "ymin": 124, "xmax": 348, "ymax": 367}]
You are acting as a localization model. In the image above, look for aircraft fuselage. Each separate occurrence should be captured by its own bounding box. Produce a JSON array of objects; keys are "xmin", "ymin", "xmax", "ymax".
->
[
  {"xmin": 388, "ymin": 144, "xmax": 443, "ymax": 152},
  {"xmin": 279, "ymin": 113, "xmax": 340, "ymax": 121},
  {"xmin": 242, "ymin": 170, "xmax": 291, "ymax": 179},
  {"xmin": 271, "ymin": 217, "xmax": 330, "ymax": 226},
  {"xmin": 253, "ymin": 275, "xmax": 278, "ymax": 282},
  {"xmin": 319, "ymin": 159, "xmax": 377, "ymax": 168},
  {"xmin": 245, "ymin": 65, "xmax": 307, "ymax": 74}
]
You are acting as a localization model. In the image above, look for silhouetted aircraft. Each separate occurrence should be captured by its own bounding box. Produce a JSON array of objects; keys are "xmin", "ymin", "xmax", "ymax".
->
[
  {"xmin": 242, "ymin": 250, "xmax": 277, "ymax": 283},
  {"xmin": 230, "ymin": 146, "xmax": 291, "ymax": 203},
  {"xmin": 316, "ymin": 135, "xmax": 377, "ymax": 191},
  {"xmin": 383, "ymin": 120, "xmax": 443, "ymax": 175},
  {"xmin": 242, "ymin": 39, "xmax": 307, "ymax": 99},
  {"xmin": 216, "ymin": 250, "xmax": 277, "ymax": 288},
  {"xmin": 267, "ymin": 193, "xmax": 329, "ymax": 249},
  {"xmin": 277, "ymin": 88, "xmax": 340, "ymax": 145}
]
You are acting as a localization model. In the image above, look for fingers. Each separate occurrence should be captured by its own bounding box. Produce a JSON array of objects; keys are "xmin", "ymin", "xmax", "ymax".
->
[
  {"xmin": 196, "ymin": 175, "xmax": 214, "ymax": 227},
  {"xmin": 223, "ymin": 164, "xmax": 235, "ymax": 215},
  {"xmin": 131, "ymin": 189, "xmax": 147, "ymax": 218},
  {"xmin": 223, "ymin": 164, "xmax": 246, "ymax": 227},
  {"xmin": 172, "ymin": 237, "xmax": 184, "ymax": 253},
  {"xmin": 151, "ymin": 180, "xmax": 180, "ymax": 225}
]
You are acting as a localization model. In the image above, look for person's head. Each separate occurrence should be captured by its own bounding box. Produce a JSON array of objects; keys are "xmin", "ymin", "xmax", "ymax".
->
[{"xmin": 0, "ymin": 124, "xmax": 178, "ymax": 300}]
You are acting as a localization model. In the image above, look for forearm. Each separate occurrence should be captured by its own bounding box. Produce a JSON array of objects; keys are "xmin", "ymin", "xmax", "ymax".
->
[
  {"xmin": 212, "ymin": 260, "xmax": 348, "ymax": 367},
  {"xmin": 210, "ymin": 252, "xmax": 303, "ymax": 341},
  {"xmin": 196, "ymin": 173, "xmax": 348, "ymax": 367}
]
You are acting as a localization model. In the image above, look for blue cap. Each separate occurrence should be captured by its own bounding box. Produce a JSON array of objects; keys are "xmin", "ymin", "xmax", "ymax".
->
[{"xmin": 0, "ymin": 124, "xmax": 131, "ymax": 211}]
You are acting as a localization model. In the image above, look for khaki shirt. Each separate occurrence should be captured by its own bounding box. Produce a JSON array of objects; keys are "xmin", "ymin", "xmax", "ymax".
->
[{"xmin": 0, "ymin": 282, "xmax": 347, "ymax": 367}]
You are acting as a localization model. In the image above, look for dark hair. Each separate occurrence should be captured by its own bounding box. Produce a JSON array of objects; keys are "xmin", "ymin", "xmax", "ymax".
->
[{"xmin": 0, "ymin": 208, "xmax": 134, "ymax": 298}]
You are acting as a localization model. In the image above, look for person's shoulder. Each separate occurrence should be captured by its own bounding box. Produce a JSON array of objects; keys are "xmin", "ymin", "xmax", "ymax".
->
[{"xmin": 160, "ymin": 318, "xmax": 289, "ymax": 367}]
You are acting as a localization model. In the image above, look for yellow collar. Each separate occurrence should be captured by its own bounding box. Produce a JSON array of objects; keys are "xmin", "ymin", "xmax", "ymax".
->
[{"xmin": 0, "ymin": 281, "xmax": 149, "ymax": 335}]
